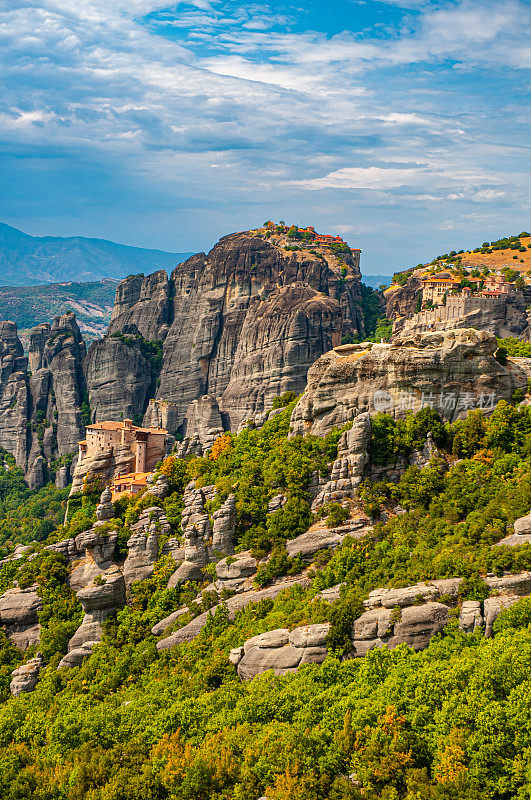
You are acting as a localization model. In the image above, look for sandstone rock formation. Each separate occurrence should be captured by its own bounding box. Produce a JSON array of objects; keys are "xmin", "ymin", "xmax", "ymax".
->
[
  {"xmin": 123, "ymin": 506, "xmax": 170, "ymax": 591},
  {"xmin": 233, "ymin": 623, "xmax": 330, "ymax": 680},
  {"xmin": 59, "ymin": 566, "xmax": 126, "ymax": 669},
  {"xmin": 311, "ymin": 413, "xmax": 371, "ymax": 509},
  {"xmin": 0, "ymin": 229, "xmax": 370, "ymax": 482},
  {"xmin": 212, "ymin": 494, "xmax": 236, "ymax": 556},
  {"xmin": 494, "ymin": 512, "xmax": 531, "ymax": 548},
  {"xmin": 290, "ymin": 329, "xmax": 528, "ymax": 437},
  {"xmin": 10, "ymin": 653, "xmax": 44, "ymax": 696},
  {"xmin": 0, "ymin": 315, "xmax": 88, "ymax": 488},
  {"xmin": 167, "ymin": 483, "xmax": 211, "ymax": 586},
  {"xmin": 91, "ymin": 231, "xmax": 364, "ymax": 436},
  {"xmin": 0, "ymin": 585, "xmax": 42, "ymax": 651}
]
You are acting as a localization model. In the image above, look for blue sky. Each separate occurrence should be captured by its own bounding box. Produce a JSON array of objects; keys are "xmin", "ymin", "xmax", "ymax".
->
[{"xmin": 0, "ymin": 0, "xmax": 529, "ymax": 274}]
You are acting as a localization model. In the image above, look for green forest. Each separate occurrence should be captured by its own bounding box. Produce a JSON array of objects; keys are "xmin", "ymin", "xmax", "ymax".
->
[{"xmin": 0, "ymin": 399, "xmax": 530, "ymax": 798}]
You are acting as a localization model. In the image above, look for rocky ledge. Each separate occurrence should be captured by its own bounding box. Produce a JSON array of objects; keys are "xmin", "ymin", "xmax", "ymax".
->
[{"xmin": 290, "ymin": 328, "xmax": 527, "ymax": 436}]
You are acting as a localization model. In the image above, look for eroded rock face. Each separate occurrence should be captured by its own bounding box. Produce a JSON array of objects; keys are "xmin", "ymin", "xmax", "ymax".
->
[
  {"xmin": 123, "ymin": 507, "xmax": 170, "ymax": 591},
  {"xmin": 233, "ymin": 623, "xmax": 330, "ymax": 680},
  {"xmin": 290, "ymin": 329, "xmax": 528, "ymax": 437},
  {"xmin": 59, "ymin": 567, "xmax": 126, "ymax": 669},
  {"xmin": 167, "ymin": 483, "xmax": 211, "ymax": 586},
  {"xmin": 212, "ymin": 494, "xmax": 236, "ymax": 556},
  {"xmin": 494, "ymin": 512, "xmax": 531, "ymax": 548},
  {"xmin": 84, "ymin": 335, "xmax": 155, "ymax": 424},
  {"xmin": 10, "ymin": 653, "xmax": 44, "ymax": 696},
  {"xmin": 219, "ymin": 284, "xmax": 342, "ymax": 431},
  {"xmin": 0, "ymin": 315, "xmax": 88, "ymax": 488},
  {"xmin": 311, "ymin": 413, "xmax": 371, "ymax": 509},
  {"xmin": 0, "ymin": 585, "xmax": 42, "ymax": 651},
  {"xmin": 178, "ymin": 396, "xmax": 225, "ymax": 453},
  {"xmin": 108, "ymin": 271, "xmax": 171, "ymax": 341}
]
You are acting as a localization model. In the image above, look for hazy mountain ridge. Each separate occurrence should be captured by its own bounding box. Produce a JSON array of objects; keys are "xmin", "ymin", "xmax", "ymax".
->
[
  {"xmin": 0, "ymin": 280, "xmax": 119, "ymax": 346},
  {"xmin": 0, "ymin": 223, "xmax": 191, "ymax": 285}
]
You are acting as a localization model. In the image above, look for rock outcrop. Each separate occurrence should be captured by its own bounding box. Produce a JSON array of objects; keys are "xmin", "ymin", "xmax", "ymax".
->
[
  {"xmin": 310, "ymin": 413, "xmax": 371, "ymax": 509},
  {"xmin": 232, "ymin": 623, "xmax": 330, "ymax": 680},
  {"xmin": 215, "ymin": 551, "xmax": 258, "ymax": 592},
  {"xmin": 10, "ymin": 653, "xmax": 44, "ymax": 696},
  {"xmin": 290, "ymin": 329, "xmax": 528, "ymax": 437},
  {"xmin": 59, "ymin": 567, "xmax": 126, "ymax": 669},
  {"xmin": 91, "ymin": 231, "xmax": 364, "ymax": 436},
  {"xmin": 123, "ymin": 506, "xmax": 171, "ymax": 591},
  {"xmin": 167, "ymin": 483, "xmax": 211, "ymax": 586},
  {"xmin": 212, "ymin": 494, "xmax": 236, "ymax": 556},
  {"xmin": 494, "ymin": 512, "xmax": 531, "ymax": 548},
  {"xmin": 0, "ymin": 315, "xmax": 88, "ymax": 488},
  {"xmin": 156, "ymin": 575, "xmax": 312, "ymax": 650},
  {"xmin": 286, "ymin": 518, "xmax": 372, "ymax": 560},
  {"xmin": 0, "ymin": 585, "xmax": 42, "ymax": 651}
]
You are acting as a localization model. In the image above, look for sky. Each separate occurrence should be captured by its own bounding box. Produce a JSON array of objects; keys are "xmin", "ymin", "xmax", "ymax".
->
[{"xmin": 0, "ymin": 0, "xmax": 529, "ymax": 275}]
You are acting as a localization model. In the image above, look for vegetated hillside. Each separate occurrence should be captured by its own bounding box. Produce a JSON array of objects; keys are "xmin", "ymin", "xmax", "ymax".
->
[
  {"xmin": 0, "ymin": 396, "xmax": 530, "ymax": 797},
  {"xmin": 392, "ymin": 231, "xmax": 531, "ymax": 286},
  {"xmin": 0, "ymin": 223, "xmax": 192, "ymax": 285},
  {"xmin": 0, "ymin": 280, "xmax": 118, "ymax": 346}
]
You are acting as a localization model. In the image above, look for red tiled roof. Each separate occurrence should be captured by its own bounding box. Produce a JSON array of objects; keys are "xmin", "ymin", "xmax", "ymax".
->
[{"xmin": 87, "ymin": 421, "xmax": 166, "ymax": 435}]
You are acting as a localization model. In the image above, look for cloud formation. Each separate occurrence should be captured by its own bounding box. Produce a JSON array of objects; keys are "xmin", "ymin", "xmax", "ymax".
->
[{"xmin": 0, "ymin": 0, "xmax": 529, "ymax": 272}]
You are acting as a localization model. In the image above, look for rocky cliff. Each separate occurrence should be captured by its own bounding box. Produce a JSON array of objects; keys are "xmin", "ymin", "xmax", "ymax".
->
[
  {"xmin": 0, "ymin": 228, "xmax": 369, "ymax": 482},
  {"xmin": 289, "ymin": 328, "xmax": 528, "ymax": 436},
  {"xmin": 87, "ymin": 229, "xmax": 364, "ymax": 437},
  {"xmin": 0, "ymin": 313, "xmax": 87, "ymax": 487}
]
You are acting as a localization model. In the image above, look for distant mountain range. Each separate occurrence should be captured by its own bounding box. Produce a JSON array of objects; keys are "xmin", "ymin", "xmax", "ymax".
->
[
  {"xmin": 0, "ymin": 223, "xmax": 192, "ymax": 285},
  {"xmin": 0, "ymin": 280, "xmax": 119, "ymax": 347}
]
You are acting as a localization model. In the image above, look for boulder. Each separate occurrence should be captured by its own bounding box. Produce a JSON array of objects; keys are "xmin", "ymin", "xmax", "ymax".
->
[
  {"xmin": 215, "ymin": 552, "xmax": 258, "ymax": 592},
  {"xmin": 236, "ymin": 623, "xmax": 330, "ymax": 681},
  {"xmin": 10, "ymin": 653, "xmax": 44, "ymax": 696},
  {"xmin": 459, "ymin": 600, "xmax": 483, "ymax": 633},
  {"xmin": 0, "ymin": 585, "xmax": 42, "ymax": 651},
  {"xmin": 494, "ymin": 513, "xmax": 531, "ymax": 547}
]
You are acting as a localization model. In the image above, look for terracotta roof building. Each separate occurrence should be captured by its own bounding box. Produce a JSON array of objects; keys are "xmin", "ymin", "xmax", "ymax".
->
[{"xmin": 78, "ymin": 418, "xmax": 167, "ymax": 477}]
